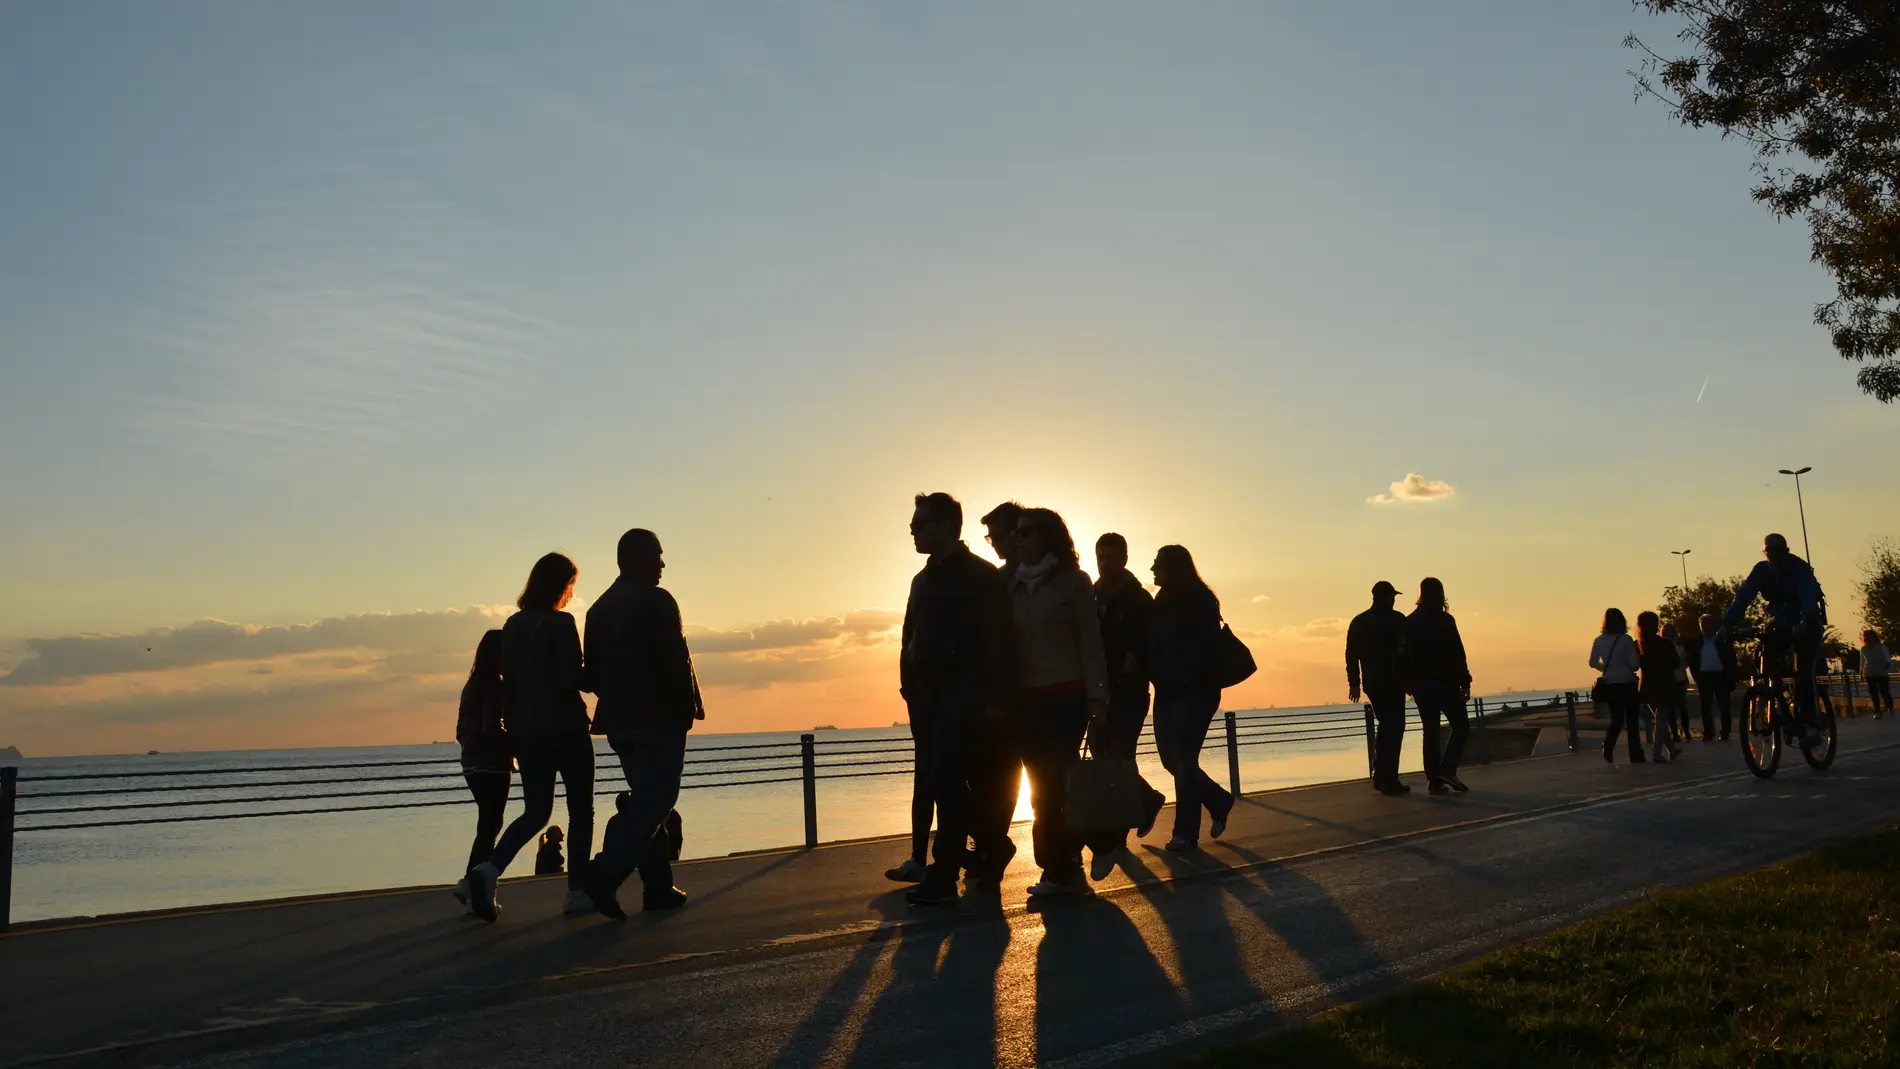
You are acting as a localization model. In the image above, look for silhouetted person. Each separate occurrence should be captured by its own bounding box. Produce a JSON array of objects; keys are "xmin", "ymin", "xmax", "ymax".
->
[
  {"xmin": 1591, "ymin": 608, "xmax": 1644, "ymax": 764},
  {"xmin": 452, "ymin": 630, "xmax": 512, "ymax": 913},
  {"xmin": 1087, "ymin": 532, "xmax": 1165, "ymax": 868},
  {"xmin": 902, "ymin": 493, "xmax": 1016, "ymax": 906},
  {"xmin": 535, "ymin": 825, "xmax": 565, "ymax": 875},
  {"xmin": 1638, "ymin": 612, "xmax": 1684, "ymax": 763},
  {"xmin": 1347, "ymin": 581, "xmax": 1409, "ymax": 796},
  {"xmin": 468, "ymin": 553, "xmax": 596, "ymax": 923},
  {"xmin": 578, "ymin": 528, "xmax": 703, "ymax": 921},
  {"xmin": 1147, "ymin": 544, "xmax": 1233, "ymax": 850},
  {"xmin": 1661, "ymin": 621, "xmax": 1692, "ymax": 744},
  {"xmin": 1401, "ymin": 577, "xmax": 1472, "ymax": 795},
  {"xmin": 968, "ymin": 500, "xmax": 1028, "ymax": 878},
  {"xmin": 1864, "ymin": 629, "xmax": 1894, "ymax": 717},
  {"xmin": 1723, "ymin": 533, "xmax": 1827, "ymax": 745},
  {"xmin": 1690, "ymin": 614, "xmax": 1737, "ymax": 740}
]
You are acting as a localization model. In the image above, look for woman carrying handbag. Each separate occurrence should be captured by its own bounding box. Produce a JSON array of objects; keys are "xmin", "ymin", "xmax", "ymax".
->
[{"xmin": 1590, "ymin": 608, "xmax": 1645, "ymax": 765}]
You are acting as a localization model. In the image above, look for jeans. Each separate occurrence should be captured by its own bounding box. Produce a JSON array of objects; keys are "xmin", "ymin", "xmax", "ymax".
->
[
  {"xmin": 1601, "ymin": 681, "xmax": 1643, "ymax": 760},
  {"xmin": 594, "ymin": 722, "xmax": 689, "ymax": 891},
  {"xmin": 1414, "ymin": 682, "xmax": 1469, "ymax": 783},
  {"xmin": 1153, "ymin": 687, "xmax": 1230, "ymax": 842},
  {"xmin": 1646, "ymin": 696, "xmax": 1679, "ymax": 755},
  {"xmin": 1366, "ymin": 687, "xmax": 1406, "ymax": 787},
  {"xmin": 1692, "ymin": 670, "xmax": 1732, "ymax": 736},
  {"xmin": 968, "ymin": 711, "xmax": 1022, "ymax": 876},
  {"xmin": 1870, "ymin": 676, "xmax": 1895, "ymax": 714},
  {"xmin": 905, "ymin": 695, "xmax": 938, "ymax": 866},
  {"xmin": 463, "ymin": 771, "xmax": 511, "ymax": 874},
  {"xmin": 912, "ymin": 684, "xmax": 997, "ymax": 886},
  {"xmin": 487, "ymin": 732, "xmax": 595, "ymax": 889},
  {"xmin": 1084, "ymin": 684, "xmax": 1166, "ymax": 852},
  {"xmin": 1015, "ymin": 690, "xmax": 1091, "ymax": 882}
]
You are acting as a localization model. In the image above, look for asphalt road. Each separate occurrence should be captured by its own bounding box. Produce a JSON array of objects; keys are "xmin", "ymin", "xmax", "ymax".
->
[{"xmin": 9, "ymin": 719, "xmax": 1899, "ymax": 1069}]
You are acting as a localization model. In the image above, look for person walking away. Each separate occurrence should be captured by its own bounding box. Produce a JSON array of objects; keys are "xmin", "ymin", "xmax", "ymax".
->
[
  {"xmin": 577, "ymin": 528, "xmax": 703, "ymax": 920},
  {"xmin": 1864, "ymin": 630, "xmax": 1894, "ymax": 718},
  {"xmin": 1147, "ymin": 544, "xmax": 1234, "ymax": 850},
  {"xmin": 1691, "ymin": 614, "xmax": 1738, "ymax": 740},
  {"xmin": 1591, "ymin": 608, "xmax": 1645, "ymax": 764},
  {"xmin": 535, "ymin": 826, "xmax": 565, "ymax": 875},
  {"xmin": 1087, "ymin": 532, "xmax": 1167, "ymax": 873},
  {"xmin": 1661, "ymin": 622, "xmax": 1692, "ymax": 744},
  {"xmin": 452, "ymin": 630, "xmax": 511, "ymax": 914},
  {"xmin": 1722, "ymin": 533, "xmax": 1828, "ymax": 746},
  {"xmin": 1401, "ymin": 578, "xmax": 1473, "ymax": 795},
  {"xmin": 1638, "ymin": 612, "xmax": 1684, "ymax": 763},
  {"xmin": 467, "ymin": 553, "xmax": 595, "ymax": 923},
  {"xmin": 1347, "ymin": 581, "xmax": 1409, "ymax": 796},
  {"xmin": 901, "ymin": 493, "xmax": 1016, "ymax": 906}
]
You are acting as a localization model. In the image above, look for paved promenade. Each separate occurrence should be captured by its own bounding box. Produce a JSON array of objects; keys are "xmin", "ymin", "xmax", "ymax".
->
[{"xmin": 5, "ymin": 717, "xmax": 1898, "ymax": 1069}]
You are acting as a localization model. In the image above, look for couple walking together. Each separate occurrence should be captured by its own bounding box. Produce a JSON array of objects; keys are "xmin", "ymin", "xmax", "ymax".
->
[
  {"xmin": 894, "ymin": 494, "xmax": 1235, "ymax": 905},
  {"xmin": 1345, "ymin": 578, "xmax": 1476, "ymax": 797}
]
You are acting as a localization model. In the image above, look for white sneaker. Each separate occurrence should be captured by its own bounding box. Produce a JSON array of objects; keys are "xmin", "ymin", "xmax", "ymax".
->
[
  {"xmin": 1088, "ymin": 848, "xmax": 1124, "ymax": 882},
  {"xmin": 467, "ymin": 861, "xmax": 501, "ymax": 923},
  {"xmin": 563, "ymin": 888, "xmax": 594, "ymax": 916},
  {"xmin": 452, "ymin": 877, "xmax": 471, "ymax": 914},
  {"xmin": 884, "ymin": 858, "xmax": 928, "ymax": 883},
  {"xmin": 1026, "ymin": 877, "xmax": 1082, "ymax": 897}
]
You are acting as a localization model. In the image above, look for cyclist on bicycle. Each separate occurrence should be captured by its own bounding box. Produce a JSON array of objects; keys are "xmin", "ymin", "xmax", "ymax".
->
[{"xmin": 1721, "ymin": 533, "xmax": 1827, "ymax": 745}]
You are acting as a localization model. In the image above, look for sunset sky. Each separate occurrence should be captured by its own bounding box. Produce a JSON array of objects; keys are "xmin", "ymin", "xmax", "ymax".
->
[{"xmin": 4, "ymin": 3, "xmax": 1897, "ymax": 756}]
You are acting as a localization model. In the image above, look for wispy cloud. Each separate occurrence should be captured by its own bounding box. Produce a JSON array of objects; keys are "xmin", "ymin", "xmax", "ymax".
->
[{"xmin": 1367, "ymin": 472, "xmax": 1457, "ymax": 505}]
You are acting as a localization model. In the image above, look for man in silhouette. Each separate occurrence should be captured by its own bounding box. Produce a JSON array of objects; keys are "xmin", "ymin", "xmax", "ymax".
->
[
  {"xmin": 902, "ymin": 493, "xmax": 1016, "ymax": 905},
  {"xmin": 1346, "ymin": 581, "xmax": 1409, "ymax": 796},
  {"xmin": 1087, "ymin": 533, "xmax": 1165, "ymax": 871},
  {"xmin": 1723, "ymin": 532, "xmax": 1827, "ymax": 745},
  {"xmin": 966, "ymin": 500, "xmax": 1027, "ymax": 881},
  {"xmin": 579, "ymin": 528, "xmax": 703, "ymax": 920},
  {"xmin": 1690, "ymin": 614, "xmax": 1738, "ymax": 740}
]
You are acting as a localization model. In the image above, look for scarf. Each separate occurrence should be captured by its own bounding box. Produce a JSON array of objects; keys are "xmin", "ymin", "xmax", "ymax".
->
[{"xmin": 1014, "ymin": 553, "xmax": 1059, "ymax": 596}]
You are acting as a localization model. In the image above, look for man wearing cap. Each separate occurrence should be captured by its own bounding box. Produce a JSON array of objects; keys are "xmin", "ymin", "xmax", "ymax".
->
[{"xmin": 1346, "ymin": 581, "xmax": 1409, "ymax": 795}]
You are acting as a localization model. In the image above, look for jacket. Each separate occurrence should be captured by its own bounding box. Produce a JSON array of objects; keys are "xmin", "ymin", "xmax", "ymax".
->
[
  {"xmin": 1399, "ymin": 607, "xmax": 1471, "ymax": 689},
  {"xmin": 1725, "ymin": 553, "xmax": 1825, "ymax": 632},
  {"xmin": 1094, "ymin": 569, "xmax": 1154, "ymax": 692},
  {"xmin": 1689, "ymin": 635, "xmax": 1739, "ymax": 678},
  {"xmin": 456, "ymin": 675, "xmax": 512, "ymax": 774},
  {"xmin": 1009, "ymin": 563, "xmax": 1110, "ymax": 702},
  {"xmin": 1147, "ymin": 585, "xmax": 1222, "ymax": 692},
  {"xmin": 1864, "ymin": 641, "xmax": 1893, "ymax": 678},
  {"xmin": 1590, "ymin": 632, "xmax": 1640, "ymax": 684},
  {"xmin": 1345, "ymin": 604, "xmax": 1407, "ymax": 694},
  {"xmin": 1637, "ymin": 632, "xmax": 1681, "ymax": 702},
  {"xmin": 499, "ymin": 609, "xmax": 589, "ymax": 736},
  {"xmin": 585, "ymin": 578, "xmax": 704, "ymax": 735},
  {"xmin": 900, "ymin": 543, "xmax": 1014, "ymax": 704}
]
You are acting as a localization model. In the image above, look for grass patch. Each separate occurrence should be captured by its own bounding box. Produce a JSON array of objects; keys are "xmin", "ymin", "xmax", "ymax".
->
[{"xmin": 1186, "ymin": 828, "xmax": 1900, "ymax": 1068}]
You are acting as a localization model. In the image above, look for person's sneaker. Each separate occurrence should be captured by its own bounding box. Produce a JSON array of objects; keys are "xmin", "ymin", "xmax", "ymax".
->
[
  {"xmin": 1026, "ymin": 876, "xmax": 1083, "ymax": 897},
  {"xmin": 884, "ymin": 858, "xmax": 928, "ymax": 884},
  {"xmin": 1667, "ymin": 744, "xmax": 1684, "ymax": 762},
  {"xmin": 1138, "ymin": 794, "xmax": 1165, "ymax": 838},
  {"xmin": 1444, "ymin": 775, "xmax": 1469, "ymax": 793},
  {"xmin": 1163, "ymin": 837, "xmax": 1196, "ymax": 853},
  {"xmin": 1089, "ymin": 847, "xmax": 1125, "ymax": 882},
  {"xmin": 563, "ymin": 888, "xmax": 595, "ymax": 916},
  {"xmin": 1209, "ymin": 810, "xmax": 1230, "ymax": 840},
  {"xmin": 452, "ymin": 877, "xmax": 471, "ymax": 912},
  {"xmin": 466, "ymin": 862, "xmax": 501, "ymax": 924},
  {"xmin": 1377, "ymin": 782, "xmax": 1412, "ymax": 796},
  {"xmin": 905, "ymin": 881, "xmax": 958, "ymax": 906},
  {"xmin": 1631, "ymin": 752, "xmax": 1647, "ymax": 763},
  {"xmin": 577, "ymin": 864, "xmax": 627, "ymax": 922},
  {"xmin": 1651, "ymin": 749, "xmax": 1668, "ymax": 764},
  {"xmin": 1428, "ymin": 779, "xmax": 1451, "ymax": 795},
  {"xmin": 642, "ymin": 886, "xmax": 689, "ymax": 911}
]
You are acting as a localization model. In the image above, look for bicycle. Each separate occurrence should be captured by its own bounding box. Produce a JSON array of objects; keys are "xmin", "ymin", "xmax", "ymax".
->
[{"xmin": 1731, "ymin": 626, "xmax": 1837, "ymax": 779}]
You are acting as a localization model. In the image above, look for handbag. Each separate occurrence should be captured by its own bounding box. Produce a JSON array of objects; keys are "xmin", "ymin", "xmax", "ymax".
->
[
  {"xmin": 1590, "ymin": 635, "xmax": 1627, "ymax": 704},
  {"xmin": 1215, "ymin": 621, "xmax": 1257, "ymax": 690},
  {"xmin": 1064, "ymin": 734, "xmax": 1148, "ymax": 835}
]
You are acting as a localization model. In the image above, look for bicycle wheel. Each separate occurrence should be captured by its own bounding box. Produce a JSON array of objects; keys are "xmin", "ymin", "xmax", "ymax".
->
[
  {"xmin": 1741, "ymin": 690, "xmax": 1781, "ymax": 779},
  {"xmin": 1803, "ymin": 697, "xmax": 1838, "ymax": 771}
]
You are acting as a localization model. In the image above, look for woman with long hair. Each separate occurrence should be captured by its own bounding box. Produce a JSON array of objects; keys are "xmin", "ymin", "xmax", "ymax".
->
[
  {"xmin": 1590, "ymin": 608, "xmax": 1644, "ymax": 764},
  {"xmin": 1146, "ymin": 544, "xmax": 1233, "ymax": 850},
  {"xmin": 466, "ymin": 552, "xmax": 595, "ymax": 923},
  {"xmin": 1637, "ymin": 611, "xmax": 1684, "ymax": 763},
  {"xmin": 998, "ymin": 507, "xmax": 1111, "ymax": 899},
  {"xmin": 451, "ymin": 629, "xmax": 511, "ymax": 913},
  {"xmin": 1401, "ymin": 577, "xmax": 1474, "ymax": 795}
]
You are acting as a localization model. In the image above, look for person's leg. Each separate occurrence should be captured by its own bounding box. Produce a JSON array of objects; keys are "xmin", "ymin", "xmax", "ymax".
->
[
  {"xmin": 465, "ymin": 772, "xmax": 510, "ymax": 874},
  {"xmin": 488, "ymin": 739, "xmax": 557, "ymax": 874},
  {"xmin": 919, "ymin": 687, "xmax": 977, "ymax": 888},
  {"xmin": 1371, "ymin": 688, "xmax": 1406, "ymax": 787},
  {"xmin": 906, "ymin": 695, "xmax": 936, "ymax": 867},
  {"xmin": 1014, "ymin": 699, "xmax": 1059, "ymax": 877},
  {"xmin": 594, "ymin": 725, "xmax": 688, "ymax": 892},
  {"xmin": 1087, "ymin": 685, "xmax": 1158, "ymax": 853},
  {"xmin": 1713, "ymin": 675, "xmax": 1734, "ymax": 737},
  {"xmin": 1179, "ymin": 689, "xmax": 1230, "ymax": 824},
  {"xmin": 1792, "ymin": 630, "xmax": 1823, "ymax": 734},
  {"xmin": 1439, "ymin": 689, "xmax": 1470, "ymax": 779},
  {"xmin": 1619, "ymin": 686, "xmax": 1644, "ymax": 759},
  {"xmin": 1038, "ymin": 691, "xmax": 1090, "ymax": 881},
  {"xmin": 1602, "ymin": 693, "xmax": 1623, "ymax": 757},
  {"xmin": 1874, "ymin": 676, "xmax": 1894, "ymax": 713},
  {"xmin": 1694, "ymin": 673, "xmax": 1715, "ymax": 738},
  {"xmin": 1417, "ymin": 694, "xmax": 1444, "ymax": 784},
  {"xmin": 555, "ymin": 733, "xmax": 595, "ymax": 890}
]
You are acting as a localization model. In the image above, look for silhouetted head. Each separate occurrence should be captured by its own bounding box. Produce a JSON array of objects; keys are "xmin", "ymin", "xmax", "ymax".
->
[
  {"xmin": 1764, "ymin": 532, "xmax": 1790, "ymax": 560},
  {"xmin": 1699, "ymin": 613, "xmax": 1718, "ymax": 636},
  {"xmin": 617, "ymin": 528, "xmax": 665, "ymax": 585},
  {"xmin": 1152, "ymin": 545, "xmax": 1210, "ymax": 598},
  {"xmin": 1415, "ymin": 577, "xmax": 1447, "ymax": 613},
  {"xmin": 467, "ymin": 629, "xmax": 503, "ymax": 686},
  {"xmin": 1866, "ymin": 629, "xmax": 1881, "ymax": 645},
  {"xmin": 910, "ymin": 492, "xmax": 962, "ymax": 557},
  {"xmin": 982, "ymin": 501, "xmax": 1025, "ymax": 564},
  {"xmin": 542, "ymin": 825, "xmax": 563, "ymax": 846},
  {"xmin": 1016, "ymin": 508, "xmax": 1078, "ymax": 571},
  {"xmin": 1602, "ymin": 608, "xmax": 1628, "ymax": 635},
  {"xmin": 1371, "ymin": 580, "xmax": 1401, "ymax": 608},
  {"xmin": 1662, "ymin": 621, "xmax": 1679, "ymax": 640},
  {"xmin": 1095, "ymin": 532, "xmax": 1129, "ymax": 577},
  {"xmin": 1636, "ymin": 610, "xmax": 1660, "ymax": 637},
  {"xmin": 518, "ymin": 553, "xmax": 578, "ymax": 612}
]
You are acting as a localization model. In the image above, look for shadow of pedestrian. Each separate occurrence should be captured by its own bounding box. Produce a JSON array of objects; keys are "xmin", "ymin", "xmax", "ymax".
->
[{"xmin": 1032, "ymin": 891, "xmax": 1184, "ymax": 1062}]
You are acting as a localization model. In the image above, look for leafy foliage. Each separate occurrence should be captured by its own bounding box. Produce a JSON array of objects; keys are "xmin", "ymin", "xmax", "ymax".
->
[
  {"xmin": 1658, "ymin": 574, "xmax": 1765, "ymax": 640},
  {"xmin": 1861, "ymin": 537, "xmax": 1900, "ymax": 642},
  {"xmin": 1628, "ymin": 1, "xmax": 1900, "ymax": 401}
]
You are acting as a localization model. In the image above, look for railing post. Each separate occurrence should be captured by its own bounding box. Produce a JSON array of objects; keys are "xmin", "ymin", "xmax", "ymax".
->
[
  {"xmin": 1472, "ymin": 696, "xmax": 1490, "ymax": 764},
  {"xmin": 1565, "ymin": 691, "xmax": 1580, "ymax": 752},
  {"xmin": 1363, "ymin": 703, "xmax": 1377, "ymax": 779},
  {"xmin": 800, "ymin": 734, "xmax": 818, "ymax": 850},
  {"xmin": 1, "ymin": 766, "xmax": 15, "ymax": 934},
  {"xmin": 1224, "ymin": 710, "xmax": 1241, "ymax": 798}
]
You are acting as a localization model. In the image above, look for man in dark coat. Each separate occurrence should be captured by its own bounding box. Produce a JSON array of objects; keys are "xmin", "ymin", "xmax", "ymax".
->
[
  {"xmin": 1346, "ymin": 581, "xmax": 1409, "ymax": 796},
  {"xmin": 1688, "ymin": 613, "xmax": 1740, "ymax": 740}
]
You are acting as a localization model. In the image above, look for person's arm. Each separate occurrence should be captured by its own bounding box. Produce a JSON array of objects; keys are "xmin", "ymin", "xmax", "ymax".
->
[
  {"xmin": 1589, "ymin": 636, "xmax": 1606, "ymax": 673},
  {"xmin": 898, "ymin": 581, "xmax": 917, "ymax": 699},
  {"xmin": 652, "ymin": 590, "xmax": 696, "ymax": 718},
  {"xmin": 1448, "ymin": 615, "xmax": 1472, "ymax": 689},
  {"xmin": 1724, "ymin": 562, "xmax": 1770, "ymax": 630},
  {"xmin": 580, "ymin": 604, "xmax": 600, "ymax": 695},
  {"xmin": 1073, "ymin": 576, "xmax": 1110, "ymax": 705},
  {"xmin": 1191, "ymin": 592, "xmax": 1222, "ymax": 684},
  {"xmin": 1344, "ymin": 616, "xmax": 1363, "ymax": 697},
  {"xmin": 554, "ymin": 613, "xmax": 584, "ymax": 694}
]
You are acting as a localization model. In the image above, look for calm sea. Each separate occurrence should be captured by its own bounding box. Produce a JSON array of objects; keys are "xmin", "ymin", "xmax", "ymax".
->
[{"xmin": 7, "ymin": 692, "xmax": 1575, "ymax": 924}]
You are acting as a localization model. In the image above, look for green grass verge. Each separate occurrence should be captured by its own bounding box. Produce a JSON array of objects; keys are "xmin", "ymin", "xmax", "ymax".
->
[{"xmin": 1186, "ymin": 828, "xmax": 1900, "ymax": 1068}]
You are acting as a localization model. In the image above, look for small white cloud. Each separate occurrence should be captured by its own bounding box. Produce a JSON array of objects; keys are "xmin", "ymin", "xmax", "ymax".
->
[
  {"xmin": 1251, "ymin": 594, "xmax": 1271, "ymax": 604},
  {"xmin": 1368, "ymin": 473, "xmax": 1457, "ymax": 505},
  {"xmin": 1271, "ymin": 617, "xmax": 1347, "ymax": 641}
]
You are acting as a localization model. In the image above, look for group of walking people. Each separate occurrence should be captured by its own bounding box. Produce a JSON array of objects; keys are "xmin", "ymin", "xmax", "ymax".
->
[{"xmin": 1343, "ymin": 578, "xmax": 1477, "ymax": 796}]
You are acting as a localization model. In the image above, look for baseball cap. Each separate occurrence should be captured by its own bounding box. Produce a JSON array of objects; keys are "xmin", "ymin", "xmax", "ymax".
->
[{"xmin": 1371, "ymin": 580, "xmax": 1402, "ymax": 597}]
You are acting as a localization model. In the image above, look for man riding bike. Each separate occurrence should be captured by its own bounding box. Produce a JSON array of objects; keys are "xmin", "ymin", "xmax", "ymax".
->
[{"xmin": 1721, "ymin": 533, "xmax": 1827, "ymax": 746}]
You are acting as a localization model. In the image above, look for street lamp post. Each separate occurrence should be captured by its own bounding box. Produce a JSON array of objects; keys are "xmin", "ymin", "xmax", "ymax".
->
[
  {"xmin": 1672, "ymin": 549, "xmax": 1692, "ymax": 591},
  {"xmin": 1777, "ymin": 467, "xmax": 1814, "ymax": 562}
]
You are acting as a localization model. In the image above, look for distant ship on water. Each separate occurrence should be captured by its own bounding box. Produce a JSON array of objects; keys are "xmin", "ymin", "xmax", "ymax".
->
[{"xmin": 0, "ymin": 745, "xmax": 21, "ymax": 762}]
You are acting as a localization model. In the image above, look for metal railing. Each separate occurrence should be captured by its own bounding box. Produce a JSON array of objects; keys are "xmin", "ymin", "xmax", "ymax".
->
[{"xmin": 0, "ymin": 698, "xmax": 1575, "ymax": 932}]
